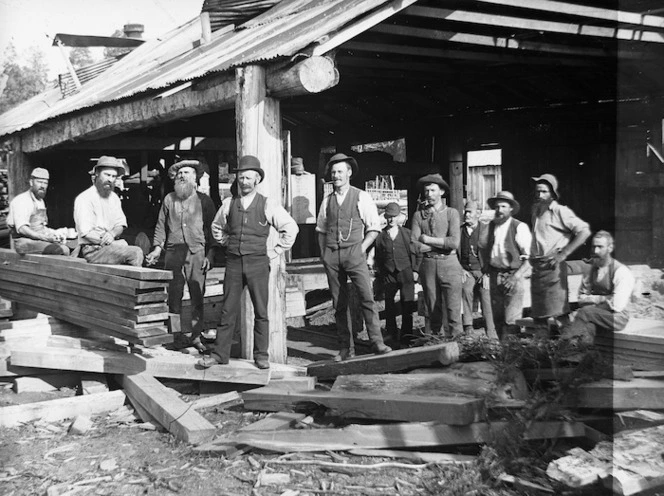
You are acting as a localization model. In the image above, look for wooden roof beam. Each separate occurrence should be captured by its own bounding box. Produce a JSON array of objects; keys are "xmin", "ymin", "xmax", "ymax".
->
[
  {"xmin": 404, "ymin": 5, "xmax": 664, "ymax": 43},
  {"xmin": 473, "ymin": 0, "xmax": 664, "ymax": 29},
  {"xmin": 371, "ymin": 24, "xmax": 646, "ymax": 59}
]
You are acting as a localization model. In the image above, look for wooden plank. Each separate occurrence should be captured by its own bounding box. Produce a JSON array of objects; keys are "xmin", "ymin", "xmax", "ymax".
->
[
  {"xmin": 242, "ymin": 387, "xmax": 484, "ymax": 425},
  {"xmin": 568, "ymin": 378, "xmax": 664, "ymax": 410},
  {"xmin": 228, "ymin": 421, "xmax": 586, "ymax": 452},
  {"xmin": 80, "ymin": 373, "xmax": 109, "ymax": 395},
  {"xmin": 120, "ymin": 373, "xmax": 216, "ymax": 445},
  {"xmin": 13, "ymin": 373, "xmax": 80, "ymax": 393},
  {"xmin": 349, "ymin": 449, "xmax": 475, "ymax": 464},
  {"xmin": 9, "ymin": 346, "xmax": 147, "ymax": 375},
  {"xmin": 267, "ymin": 376, "xmax": 317, "ymax": 391},
  {"xmin": 191, "ymin": 391, "xmax": 243, "ymax": 411},
  {"xmin": 307, "ymin": 342, "xmax": 459, "ymax": 379},
  {"xmin": 0, "ymin": 390, "xmax": 126, "ymax": 428}
]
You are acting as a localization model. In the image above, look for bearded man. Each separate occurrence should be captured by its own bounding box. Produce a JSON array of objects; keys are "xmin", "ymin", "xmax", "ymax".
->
[
  {"xmin": 530, "ymin": 174, "xmax": 591, "ymax": 334},
  {"xmin": 146, "ymin": 160, "xmax": 217, "ymax": 352},
  {"xmin": 74, "ymin": 156, "xmax": 144, "ymax": 266},
  {"xmin": 7, "ymin": 167, "xmax": 71, "ymax": 255}
]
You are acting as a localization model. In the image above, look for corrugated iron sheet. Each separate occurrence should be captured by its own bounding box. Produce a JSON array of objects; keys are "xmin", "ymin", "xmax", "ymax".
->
[
  {"xmin": 0, "ymin": 0, "xmax": 390, "ymax": 139},
  {"xmin": 203, "ymin": 0, "xmax": 280, "ymax": 30},
  {"xmin": 58, "ymin": 56, "xmax": 124, "ymax": 97}
]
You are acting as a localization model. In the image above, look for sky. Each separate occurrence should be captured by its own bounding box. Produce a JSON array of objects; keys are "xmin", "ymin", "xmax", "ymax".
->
[{"xmin": 0, "ymin": 0, "xmax": 203, "ymax": 78}]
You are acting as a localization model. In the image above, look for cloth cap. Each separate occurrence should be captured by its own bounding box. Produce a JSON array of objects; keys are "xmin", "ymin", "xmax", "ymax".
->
[
  {"xmin": 89, "ymin": 156, "xmax": 127, "ymax": 177},
  {"xmin": 487, "ymin": 190, "xmax": 520, "ymax": 215},
  {"xmin": 384, "ymin": 202, "xmax": 401, "ymax": 218},
  {"xmin": 324, "ymin": 153, "xmax": 358, "ymax": 181},
  {"xmin": 169, "ymin": 160, "xmax": 204, "ymax": 180},
  {"xmin": 30, "ymin": 168, "xmax": 49, "ymax": 180},
  {"xmin": 532, "ymin": 173, "xmax": 559, "ymax": 199},
  {"xmin": 416, "ymin": 173, "xmax": 449, "ymax": 193},
  {"xmin": 235, "ymin": 155, "xmax": 265, "ymax": 183}
]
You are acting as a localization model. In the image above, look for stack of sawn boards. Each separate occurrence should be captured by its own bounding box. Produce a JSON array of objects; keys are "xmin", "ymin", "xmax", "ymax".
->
[
  {"xmin": 0, "ymin": 248, "xmax": 173, "ymax": 347},
  {"xmin": 594, "ymin": 318, "xmax": 664, "ymax": 371}
]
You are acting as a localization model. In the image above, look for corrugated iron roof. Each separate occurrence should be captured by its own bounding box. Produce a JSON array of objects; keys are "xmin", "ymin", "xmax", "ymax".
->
[{"xmin": 0, "ymin": 0, "xmax": 390, "ymax": 139}]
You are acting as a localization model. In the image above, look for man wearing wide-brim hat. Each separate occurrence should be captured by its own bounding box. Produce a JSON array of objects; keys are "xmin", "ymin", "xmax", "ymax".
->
[
  {"xmin": 146, "ymin": 160, "xmax": 218, "ymax": 352},
  {"xmin": 7, "ymin": 167, "xmax": 73, "ymax": 256},
  {"xmin": 74, "ymin": 156, "xmax": 144, "ymax": 266},
  {"xmin": 199, "ymin": 155, "xmax": 298, "ymax": 370},
  {"xmin": 530, "ymin": 173, "xmax": 591, "ymax": 334},
  {"xmin": 410, "ymin": 173, "xmax": 464, "ymax": 337},
  {"xmin": 479, "ymin": 191, "xmax": 532, "ymax": 339},
  {"xmin": 316, "ymin": 153, "xmax": 392, "ymax": 360}
]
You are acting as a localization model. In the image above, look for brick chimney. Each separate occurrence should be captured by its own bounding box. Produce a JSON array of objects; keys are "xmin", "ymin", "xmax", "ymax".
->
[{"xmin": 123, "ymin": 23, "xmax": 144, "ymax": 39}]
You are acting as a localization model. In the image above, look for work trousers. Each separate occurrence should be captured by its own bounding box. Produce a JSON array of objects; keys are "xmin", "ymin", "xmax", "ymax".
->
[
  {"xmin": 211, "ymin": 253, "xmax": 269, "ymax": 363},
  {"xmin": 462, "ymin": 269, "xmax": 495, "ymax": 335},
  {"xmin": 562, "ymin": 304, "xmax": 629, "ymax": 343},
  {"xmin": 13, "ymin": 237, "xmax": 70, "ymax": 256},
  {"xmin": 164, "ymin": 244, "xmax": 206, "ymax": 338},
  {"xmin": 420, "ymin": 255, "xmax": 463, "ymax": 337},
  {"xmin": 322, "ymin": 243, "xmax": 385, "ymax": 349},
  {"xmin": 383, "ymin": 267, "xmax": 415, "ymax": 341},
  {"xmin": 489, "ymin": 268, "xmax": 526, "ymax": 339},
  {"xmin": 82, "ymin": 240, "xmax": 143, "ymax": 267},
  {"xmin": 531, "ymin": 258, "xmax": 570, "ymax": 318}
]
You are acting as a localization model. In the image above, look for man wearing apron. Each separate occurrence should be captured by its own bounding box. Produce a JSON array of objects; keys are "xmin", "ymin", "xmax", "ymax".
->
[
  {"xmin": 530, "ymin": 174, "xmax": 591, "ymax": 335},
  {"xmin": 7, "ymin": 167, "xmax": 71, "ymax": 255}
]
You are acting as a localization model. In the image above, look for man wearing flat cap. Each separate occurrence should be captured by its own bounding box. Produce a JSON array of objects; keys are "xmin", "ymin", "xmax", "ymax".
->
[
  {"xmin": 316, "ymin": 153, "xmax": 392, "ymax": 361},
  {"xmin": 374, "ymin": 202, "xmax": 417, "ymax": 347},
  {"xmin": 146, "ymin": 160, "xmax": 217, "ymax": 352},
  {"xmin": 74, "ymin": 156, "xmax": 144, "ymax": 266},
  {"xmin": 530, "ymin": 174, "xmax": 591, "ymax": 334},
  {"xmin": 7, "ymin": 167, "xmax": 73, "ymax": 255},
  {"xmin": 479, "ymin": 191, "xmax": 532, "ymax": 339},
  {"xmin": 411, "ymin": 173, "xmax": 464, "ymax": 337},
  {"xmin": 199, "ymin": 155, "xmax": 298, "ymax": 370}
]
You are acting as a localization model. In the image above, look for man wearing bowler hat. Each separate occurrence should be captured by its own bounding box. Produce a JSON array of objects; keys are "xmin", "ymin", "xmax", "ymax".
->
[
  {"xmin": 480, "ymin": 191, "xmax": 532, "ymax": 339},
  {"xmin": 374, "ymin": 202, "xmax": 417, "ymax": 347},
  {"xmin": 7, "ymin": 167, "xmax": 72, "ymax": 255},
  {"xmin": 199, "ymin": 155, "xmax": 298, "ymax": 370},
  {"xmin": 146, "ymin": 160, "xmax": 218, "ymax": 352},
  {"xmin": 411, "ymin": 173, "xmax": 464, "ymax": 337},
  {"xmin": 74, "ymin": 156, "xmax": 144, "ymax": 266},
  {"xmin": 530, "ymin": 174, "xmax": 591, "ymax": 334},
  {"xmin": 316, "ymin": 153, "xmax": 392, "ymax": 361}
]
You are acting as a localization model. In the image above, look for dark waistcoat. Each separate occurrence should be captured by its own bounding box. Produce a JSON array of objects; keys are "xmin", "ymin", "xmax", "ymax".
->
[
  {"xmin": 325, "ymin": 187, "xmax": 364, "ymax": 249},
  {"xmin": 226, "ymin": 194, "xmax": 269, "ymax": 256},
  {"xmin": 488, "ymin": 218, "xmax": 525, "ymax": 270}
]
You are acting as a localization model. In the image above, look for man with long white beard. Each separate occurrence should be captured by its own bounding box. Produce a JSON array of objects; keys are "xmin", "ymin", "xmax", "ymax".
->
[
  {"xmin": 530, "ymin": 174, "xmax": 591, "ymax": 335},
  {"xmin": 7, "ymin": 167, "xmax": 71, "ymax": 255},
  {"xmin": 74, "ymin": 156, "xmax": 144, "ymax": 266},
  {"xmin": 146, "ymin": 160, "xmax": 217, "ymax": 352},
  {"xmin": 562, "ymin": 231, "xmax": 635, "ymax": 343}
]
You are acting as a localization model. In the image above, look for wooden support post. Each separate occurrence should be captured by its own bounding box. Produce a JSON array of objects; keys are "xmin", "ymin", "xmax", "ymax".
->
[
  {"xmin": 235, "ymin": 64, "xmax": 288, "ymax": 364},
  {"xmin": 447, "ymin": 128, "xmax": 464, "ymax": 214}
]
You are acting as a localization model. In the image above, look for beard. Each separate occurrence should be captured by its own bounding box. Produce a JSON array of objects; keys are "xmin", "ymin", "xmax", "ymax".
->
[
  {"xmin": 95, "ymin": 179, "xmax": 114, "ymax": 198},
  {"xmin": 174, "ymin": 179, "xmax": 196, "ymax": 200},
  {"xmin": 33, "ymin": 188, "xmax": 47, "ymax": 200},
  {"xmin": 533, "ymin": 199, "xmax": 553, "ymax": 217}
]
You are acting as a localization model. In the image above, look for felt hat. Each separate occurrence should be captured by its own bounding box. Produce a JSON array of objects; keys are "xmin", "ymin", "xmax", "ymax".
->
[
  {"xmin": 324, "ymin": 153, "xmax": 358, "ymax": 181},
  {"xmin": 235, "ymin": 155, "xmax": 265, "ymax": 183},
  {"xmin": 88, "ymin": 156, "xmax": 127, "ymax": 177},
  {"xmin": 487, "ymin": 190, "xmax": 520, "ymax": 215},
  {"xmin": 416, "ymin": 173, "xmax": 449, "ymax": 193},
  {"xmin": 30, "ymin": 167, "xmax": 50, "ymax": 180},
  {"xmin": 464, "ymin": 199, "xmax": 480, "ymax": 211},
  {"xmin": 169, "ymin": 160, "xmax": 205, "ymax": 180},
  {"xmin": 384, "ymin": 202, "xmax": 401, "ymax": 218},
  {"xmin": 532, "ymin": 173, "xmax": 560, "ymax": 199}
]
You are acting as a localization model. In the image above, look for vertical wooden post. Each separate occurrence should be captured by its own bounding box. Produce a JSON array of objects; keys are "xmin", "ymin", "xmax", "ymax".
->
[
  {"xmin": 235, "ymin": 65, "xmax": 288, "ymax": 364},
  {"xmin": 448, "ymin": 130, "xmax": 464, "ymax": 215},
  {"xmin": 7, "ymin": 137, "xmax": 33, "ymax": 204}
]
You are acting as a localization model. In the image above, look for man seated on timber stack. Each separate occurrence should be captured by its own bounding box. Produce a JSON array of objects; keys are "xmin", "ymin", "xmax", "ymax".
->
[
  {"xmin": 74, "ymin": 156, "xmax": 144, "ymax": 266},
  {"xmin": 561, "ymin": 230, "xmax": 635, "ymax": 343},
  {"xmin": 7, "ymin": 167, "xmax": 73, "ymax": 255}
]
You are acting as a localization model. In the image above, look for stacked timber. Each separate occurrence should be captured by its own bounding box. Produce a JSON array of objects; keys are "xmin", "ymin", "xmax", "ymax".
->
[
  {"xmin": 594, "ymin": 318, "xmax": 664, "ymax": 371},
  {"xmin": 0, "ymin": 249, "xmax": 173, "ymax": 347}
]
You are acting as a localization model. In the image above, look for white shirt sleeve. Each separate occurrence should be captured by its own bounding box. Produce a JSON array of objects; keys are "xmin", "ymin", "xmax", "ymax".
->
[
  {"xmin": 515, "ymin": 222, "xmax": 532, "ymax": 257},
  {"xmin": 315, "ymin": 194, "xmax": 330, "ymax": 234},
  {"xmin": 265, "ymin": 197, "xmax": 299, "ymax": 258},
  {"xmin": 211, "ymin": 197, "xmax": 231, "ymax": 246},
  {"xmin": 357, "ymin": 190, "xmax": 381, "ymax": 233},
  {"xmin": 610, "ymin": 265, "xmax": 635, "ymax": 313}
]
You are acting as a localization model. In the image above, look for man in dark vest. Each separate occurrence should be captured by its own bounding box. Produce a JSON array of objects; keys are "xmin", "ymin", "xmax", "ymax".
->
[
  {"xmin": 460, "ymin": 200, "xmax": 497, "ymax": 339},
  {"xmin": 562, "ymin": 230, "xmax": 635, "ymax": 343},
  {"xmin": 316, "ymin": 153, "xmax": 392, "ymax": 361},
  {"xmin": 374, "ymin": 202, "xmax": 416, "ymax": 347},
  {"xmin": 146, "ymin": 160, "xmax": 217, "ymax": 353},
  {"xmin": 480, "ymin": 191, "xmax": 532, "ymax": 339},
  {"xmin": 199, "ymin": 155, "xmax": 298, "ymax": 369},
  {"xmin": 411, "ymin": 173, "xmax": 463, "ymax": 337}
]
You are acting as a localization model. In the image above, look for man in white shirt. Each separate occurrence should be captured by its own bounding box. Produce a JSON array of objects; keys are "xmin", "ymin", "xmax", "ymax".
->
[
  {"xmin": 562, "ymin": 231, "xmax": 635, "ymax": 343},
  {"xmin": 316, "ymin": 153, "xmax": 392, "ymax": 361},
  {"xmin": 74, "ymin": 156, "xmax": 143, "ymax": 266},
  {"xmin": 480, "ymin": 191, "xmax": 532, "ymax": 339},
  {"xmin": 7, "ymin": 167, "xmax": 71, "ymax": 255}
]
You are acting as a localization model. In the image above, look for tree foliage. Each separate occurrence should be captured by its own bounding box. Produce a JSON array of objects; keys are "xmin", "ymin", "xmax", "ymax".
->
[
  {"xmin": 69, "ymin": 47, "xmax": 94, "ymax": 70},
  {"xmin": 103, "ymin": 29, "xmax": 132, "ymax": 59},
  {"xmin": 0, "ymin": 43, "xmax": 50, "ymax": 115}
]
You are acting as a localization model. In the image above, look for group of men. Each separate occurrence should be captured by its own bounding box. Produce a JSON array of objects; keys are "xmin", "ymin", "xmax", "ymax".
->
[{"xmin": 8, "ymin": 152, "xmax": 633, "ymax": 368}]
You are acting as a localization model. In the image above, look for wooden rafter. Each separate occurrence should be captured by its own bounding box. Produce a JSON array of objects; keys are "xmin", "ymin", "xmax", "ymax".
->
[
  {"xmin": 371, "ymin": 23, "xmax": 645, "ymax": 58},
  {"xmin": 404, "ymin": 5, "xmax": 664, "ymax": 43}
]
